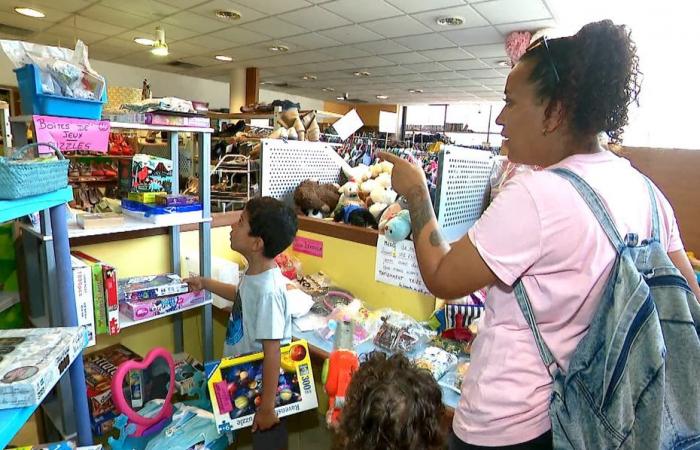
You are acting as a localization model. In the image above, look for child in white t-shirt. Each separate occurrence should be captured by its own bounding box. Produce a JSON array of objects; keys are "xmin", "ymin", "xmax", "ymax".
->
[{"xmin": 186, "ymin": 197, "xmax": 298, "ymax": 450}]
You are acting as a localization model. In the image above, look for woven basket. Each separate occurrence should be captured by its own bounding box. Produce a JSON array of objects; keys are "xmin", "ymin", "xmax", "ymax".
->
[{"xmin": 0, "ymin": 143, "xmax": 69, "ymax": 200}]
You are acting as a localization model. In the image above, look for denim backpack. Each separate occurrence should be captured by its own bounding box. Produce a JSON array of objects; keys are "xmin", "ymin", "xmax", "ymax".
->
[{"xmin": 514, "ymin": 168, "xmax": 700, "ymax": 449}]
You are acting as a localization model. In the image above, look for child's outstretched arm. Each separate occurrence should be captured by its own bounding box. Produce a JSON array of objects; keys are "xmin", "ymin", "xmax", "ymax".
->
[
  {"xmin": 253, "ymin": 339, "xmax": 281, "ymax": 432},
  {"xmin": 184, "ymin": 277, "xmax": 237, "ymax": 301}
]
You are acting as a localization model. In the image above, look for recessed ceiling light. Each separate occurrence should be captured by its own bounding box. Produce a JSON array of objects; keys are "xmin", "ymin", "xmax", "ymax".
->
[
  {"xmin": 497, "ymin": 60, "xmax": 511, "ymax": 67},
  {"xmin": 134, "ymin": 37, "xmax": 155, "ymax": 46},
  {"xmin": 408, "ymin": 89, "xmax": 423, "ymax": 94},
  {"xmin": 215, "ymin": 55, "xmax": 233, "ymax": 62},
  {"xmin": 376, "ymin": 95, "xmax": 388, "ymax": 100},
  {"xmin": 322, "ymin": 87, "xmax": 335, "ymax": 92},
  {"xmin": 353, "ymin": 71, "xmax": 370, "ymax": 77},
  {"xmin": 268, "ymin": 44, "xmax": 289, "ymax": 53},
  {"xmin": 301, "ymin": 74, "xmax": 317, "ymax": 80},
  {"xmin": 436, "ymin": 16, "xmax": 465, "ymax": 26},
  {"xmin": 14, "ymin": 7, "xmax": 45, "ymax": 18},
  {"xmin": 215, "ymin": 9, "xmax": 241, "ymax": 20},
  {"xmin": 336, "ymin": 96, "xmax": 345, "ymax": 101}
]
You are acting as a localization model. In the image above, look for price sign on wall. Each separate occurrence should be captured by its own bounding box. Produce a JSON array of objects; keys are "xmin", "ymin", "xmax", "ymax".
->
[
  {"xmin": 293, "ymin": 236, "xmax": 324, "ymax": 257},
  {"xmin": 33, "ymin": 115, "xmax": 110, "ymax": 153},
  {"xmin": 374, "ymin": 235, "xmax": 430, "ymax": 295}
]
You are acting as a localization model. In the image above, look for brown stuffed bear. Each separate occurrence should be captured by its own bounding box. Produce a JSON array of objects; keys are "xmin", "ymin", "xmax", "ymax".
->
[{"xmin": 293, "ymin": 179, "xmax": 341, "ymax": 218}]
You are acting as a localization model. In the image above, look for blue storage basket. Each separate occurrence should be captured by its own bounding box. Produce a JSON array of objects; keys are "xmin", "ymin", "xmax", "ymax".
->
[
  {"xmin": 0, "ymin": 143, "xmax": 69, "ymax": 200},
  {"xmin": 15, "ymin": 64, "xmax": 106, "ymax": 120}
]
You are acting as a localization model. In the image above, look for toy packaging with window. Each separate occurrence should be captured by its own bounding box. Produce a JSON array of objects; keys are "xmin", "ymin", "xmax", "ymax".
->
[
  {"xmin": 206, "ymin": 340, "xmax": 318, "ymax": 432},
  {"xmin": 0, "ymin": 327, "xmax": 86, "ymax": 409},
  {"xmin": 119, "ymin": 291, "xmax": 206, "ymax": 321},
  {"xmin": 117, "ymin": 273, "xmax": 189, "ymax": 302},
  {"xmin": 83, "ymin": 344, "xmax": 140, "ymax": 421}
]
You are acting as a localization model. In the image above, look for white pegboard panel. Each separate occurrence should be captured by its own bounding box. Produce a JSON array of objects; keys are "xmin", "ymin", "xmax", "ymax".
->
[
  {"xmin": 434, "ymin": 147, "xmax": 495, "ymax": 243},
  {"xmin": 261, "ymin": 139, "xmax": 344, "ymax": 204}
]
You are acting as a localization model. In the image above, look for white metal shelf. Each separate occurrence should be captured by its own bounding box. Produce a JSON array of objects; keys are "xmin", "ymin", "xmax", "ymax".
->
[
  {"xmin": 10, "ymin": 116, "xmax": 213, "ymax": 133},
  {"xmin": 119, "ymin": 299, "xmax": 213, "ymax": 329}
]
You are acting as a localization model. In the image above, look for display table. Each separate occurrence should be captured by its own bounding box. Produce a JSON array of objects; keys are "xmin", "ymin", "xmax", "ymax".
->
[{"xmin": 292, "ymin": 327, "xmax": 460, "ymax": 412}]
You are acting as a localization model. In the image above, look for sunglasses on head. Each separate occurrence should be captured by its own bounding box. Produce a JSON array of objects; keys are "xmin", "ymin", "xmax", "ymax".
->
[{"xmin": 527, "ymin": 36, "xmax": 561, "ymax": 84}]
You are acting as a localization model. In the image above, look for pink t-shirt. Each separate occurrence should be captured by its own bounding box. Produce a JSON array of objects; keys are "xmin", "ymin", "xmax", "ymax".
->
[{"xmin": 453, "ymin": 151, "xmax": 683, "ymax": 446}]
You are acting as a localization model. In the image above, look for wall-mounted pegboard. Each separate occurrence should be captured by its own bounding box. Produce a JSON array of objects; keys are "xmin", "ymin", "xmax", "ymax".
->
[
  {"xmin": 260, "ymin": 139, "xmax": 344, "ymax": 204},
  {"xmin": 434, "ymin": 147, "xmax": 495, "ymax": 243}
]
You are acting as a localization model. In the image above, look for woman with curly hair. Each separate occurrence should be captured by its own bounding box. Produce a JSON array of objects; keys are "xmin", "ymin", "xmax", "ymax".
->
[
  {"xmin": 336, "ymin": 352, "xmax": 445, "ymax": 450},
  {"xmin": 382, "ymin": 20, "xmax": 700, "ymax": 450}
]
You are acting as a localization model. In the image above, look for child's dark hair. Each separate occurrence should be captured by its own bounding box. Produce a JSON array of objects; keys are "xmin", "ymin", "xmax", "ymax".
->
[
  {"xmin": 521, "ymin": 20, "xmax": 641, "ymax": 144},
  {"xmin": 245, "ymin": 197, "xmax": 298, "ymax": 259},
  {"xmin": 337, "ymin": 352, "xmax": 444, "ymax": 450}
]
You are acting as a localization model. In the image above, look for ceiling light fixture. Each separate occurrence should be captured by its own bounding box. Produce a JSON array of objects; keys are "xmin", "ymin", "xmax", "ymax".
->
[
  {"xmin": 134, "ymin": 37, "xmax": 154, "ymax": 46},
  {"xmin": 150, "ymin": 26, "xmax": 168, "ymax": 56},
  {"xmin": 353, "ymin": 71, "xmax": 370, "ymax": 77},
  {"xmin": 408, "ymin": 89, "xmax": 423, "ymax": 94},
  {"xmin": 497, "ymin": 60, "xmax": 511, "ymax": 67},
  {"xmin": 268, "ymin": 44, "xmax": 289, "ymax": 53},
  {"xmin": 215, "ymin": 9, "xmax": 241, "ymax": 20},
  {"xmin": 14, "ymin": 7, "xmax": 45, "ymax": 18},
  {"xmin": 376, "ymin": 95, "xmax": 388, "ymax": 100},
  {"xmin": 301, "ymin": 74, "xmax": 317, "ymax": 80},
  {"xmin": 215, "ymin": 55, "xmax": 233, "ymax": 62},
  {"xmin": 336, "ymin": 96, "xmax": 345, "ymax": 101},
  {"xmin": 436, "ymin": 16, "xmax": 465, "ymax": 26},
  {"xmin": 322, "ymin": 87, "xmax": 335, "ymax": 92}
]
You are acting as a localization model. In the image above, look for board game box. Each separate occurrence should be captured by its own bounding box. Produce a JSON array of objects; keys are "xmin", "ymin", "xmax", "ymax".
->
[
  {"xmin": 0, "ymin": 327, "xmax": 87, "ymax": 409},
  {"xmin": 206, "ymin": 340, "xmax": 318, "ymax": 432},
  {"xmin": 119, "ymin": 291, "xmax": 206, "ymax": 321},
  {"xmin": 117, "ymin": 273, "xmax": 189, "ymax": 302},
  {"xmin": 83, "ymin": 344, "xmax": 140, "ymax": 419}
]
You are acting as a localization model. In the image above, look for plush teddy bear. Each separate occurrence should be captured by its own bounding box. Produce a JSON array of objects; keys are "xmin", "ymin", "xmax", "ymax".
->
[
  {"xmin": 293, "ymin": 179, "xmax": 341, "ymax": 218},
  {"xmin": 383, "ymin": 209, "xmax": 411, "ymax": 241},
  {"xmin": 368, "ymin": 186, "xmax": 398, "ymax": 219}
]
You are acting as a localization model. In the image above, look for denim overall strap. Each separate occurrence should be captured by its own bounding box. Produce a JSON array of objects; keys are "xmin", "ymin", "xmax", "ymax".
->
[
  {"xmin": 550, "ymin": 168, "xmax": 625, "ymax": 251},
  {"xmin": 643, "ymin": 177, "xmax": 660, "ymax": 242},
  {"xmin": 513, "ymin": 280, "xmax": 558, "ymax": 378}
]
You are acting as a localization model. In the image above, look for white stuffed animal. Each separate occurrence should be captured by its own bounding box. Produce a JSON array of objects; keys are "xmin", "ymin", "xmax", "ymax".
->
[{"xmin": 376, "ymin": 172, "xmax": 392, "ymax": 189}]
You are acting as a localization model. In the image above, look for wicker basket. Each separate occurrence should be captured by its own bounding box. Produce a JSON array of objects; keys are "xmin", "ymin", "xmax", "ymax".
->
[{"xmin": 0, "ymin": 143, "xmax": 69, "ymax": 199}]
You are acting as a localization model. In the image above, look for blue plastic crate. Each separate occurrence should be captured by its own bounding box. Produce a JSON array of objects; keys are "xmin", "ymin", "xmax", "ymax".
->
[{"xmin": 14, "ymin": 64, "xmax": 106, "ymax": 120}]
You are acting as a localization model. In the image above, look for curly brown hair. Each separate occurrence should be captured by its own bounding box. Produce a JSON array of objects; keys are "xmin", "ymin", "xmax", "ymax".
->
[
  {"xmin": 337, "ymin": 352, "xmax": 445, "ymax": 450},
  {"xmin": 521, "ymin": 20, "xmax": 642, "ymax": 144}
]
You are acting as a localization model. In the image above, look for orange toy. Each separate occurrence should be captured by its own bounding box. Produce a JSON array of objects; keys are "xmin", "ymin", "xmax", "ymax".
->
[{"xmin": 321, "ymin": 319, "xmax": 358, "ymax": 427}]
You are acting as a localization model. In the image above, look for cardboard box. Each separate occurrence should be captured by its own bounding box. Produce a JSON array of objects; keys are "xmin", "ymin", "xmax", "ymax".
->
[
  {"xmin": 119, "ymin": 291, "xmax": 205, "ymax": 321},
  {"xmin": 71, "ymin": 252, "xmax": 119, "ymax": 335},
  {"xmin": 83, "ymin": 344, "xmax": 140, "ymax": 418},
  {"xmin": 127, "ymin": 191, "xmax": 165, "ymax": 204},
  {"xmin": 117, "ymin": 273, "xmax": 189, "ymax": 302},
  {"xmin": 70, "ymin": 256, "xmax": 96, "ymax": 347},
  {"xmin": 207, "ymin": 340, "xmax": 318, "ymax": 433},
  {"xmin": 76, "ymin": 212, "xmax": 124, "ymax": 229},
  {"xmin": 0, "ymin": 327, "xmax": 86, "ymax": 409},
  {"xmin": 89, "ymin": 410, "xmax": 118, "ymax": 436},
  {"xmin": 130, "ymin": 154, "xmax": 172, "ymax": 193}
]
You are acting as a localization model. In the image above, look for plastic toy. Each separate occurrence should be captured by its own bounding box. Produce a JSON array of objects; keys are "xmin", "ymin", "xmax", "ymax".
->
[{"xmin": 322, "ymin": 320, "xmax": 358, "ymax": 427}]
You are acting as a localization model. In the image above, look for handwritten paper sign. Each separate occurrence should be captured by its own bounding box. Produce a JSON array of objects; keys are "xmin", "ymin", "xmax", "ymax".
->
[
  {"xmin": 33, "ymin": 115, "xmax": 110, "ymax": 153},
  {"xmin": 293, "ymin": 236, "xmax": 323, "ymax": 257},
  {"xmin": 375, "ymin": 235, "xmax": 430, "ymax": 295}
]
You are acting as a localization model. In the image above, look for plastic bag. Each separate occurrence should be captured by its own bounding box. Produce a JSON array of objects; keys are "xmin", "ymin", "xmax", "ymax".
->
[
  {"xmin": 438, "ymin": 358, "xmax": 470, "ymax": 394},
  {"xmin": 413, "ymin": 346, "xmax": 458, "ymax": 380}
]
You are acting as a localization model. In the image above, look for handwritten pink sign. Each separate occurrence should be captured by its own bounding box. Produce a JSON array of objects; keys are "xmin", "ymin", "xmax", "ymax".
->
[
  {"xmin": 293, "ymin": 236, "xmax": 323, "ymax": 257},
  {"xmin": 33, "ymin": 115, "xmax": 110, "ymax": 154}
]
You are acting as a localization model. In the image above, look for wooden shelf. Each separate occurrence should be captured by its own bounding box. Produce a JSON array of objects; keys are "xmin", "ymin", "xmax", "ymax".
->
[{"xmin": 68, "ymin": 176, "xmax": 118, "ymax": 183}]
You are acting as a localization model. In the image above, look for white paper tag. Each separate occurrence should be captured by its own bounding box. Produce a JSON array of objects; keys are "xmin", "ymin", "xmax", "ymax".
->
[{"xmin": 333, "ymin": 109, "xmax": 364, "ymax": 140}]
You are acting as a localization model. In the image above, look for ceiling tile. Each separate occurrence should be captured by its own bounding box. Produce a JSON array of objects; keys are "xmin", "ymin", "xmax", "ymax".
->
[
  {"xmin": 312, "ymin": 60, "xmax": 356, "ymax": 71},
  {"xmin": 240, "ymin": 17, "xmax": 308, "ymax": 38},
  {"xmin": 99, "ymin": 0, "xmax": 178, "ymax": 20},
  {"xmin": 153, "ymin": 0, "xmax": 208, "ymax": 9},
  {"xmin": 480, "ymin": 57, "xmax": 511, "ymax": 68},
  {"xmin": 418, "ymin": 47, "xmax": 472, "ymax": 61},
  {"xmin": 0, "ymin": 6, "xmax": 70, "ymax": 25},
  {"xmin": 80, "ymin": 5, "xmax": 153, "ymax": 28},
  {"xmin": 441, "ymin": 26, "xmax": 502, "ymax": 46},
  {"xmin": 360, "ymin": 65, "xmax": 413, "ymax": 76},
  {"xmin": 134, "ymin": 23, "xmax": 199, "ymax": 42},
  {"xmin": 180, "ymin": 35, "xmax": 234, "ymax": 51},
  {"xmin": 87, "ymin": 38, "xmax": 138, "ymax": 59},
  {"xmin": 385, "ymin": 0, "xmax": 465, "ymax": 14},
  {"xmin": 46, "ymin": 25, "xmax": 110, "ymax": 44},
  {"xmin": 30, "ymin": 33, "xmax": 79, "ymax": 49},
  {"xmin": 495, "ymin": 19, "xmax": 556, "ymax": 35},
  {"xmin": 188, "ymin": 0, "xmax": 266, "ymax": 25},
  {"xmin": 353, "ymin": 39, "xmax": 411, "ymax": 55},
  {"xmin": 179, "ymin": 55, "xmax": 221, "ymax": 67},
  {"xmin": 316, "ymin": 71, "xmax": 356, "ymax": 80},
  {"xmin": 442, "ymin": 58, "xmax": 488, "ymax": 70},
  {"xmin": 284, "ymin": 50, "xmax": 329, "ymax": 64},
  {"xmin": 226, "ymin": 45, "xmax": 271, "ymax": 60},
  {"xmin": 319, "ymin": 45, "xmax": 370, "ymax": 59},
  {"xmin": 14, "ymin": 0, "xmax": 92, "ymax": 13},
  {"xmin": 459, "ymin": 68, "xmax": 502, "ymax": 79},
  {"xmin": 365, "ymin": 15, "xmax": 433, "ymax": 38},
  {"xmin": 412, "ymin": 5, "xmax": 488, "ymax": 31},
  {"xmin": 394, "ymin": 33, "xmax": 455, "ymax": 51},
  {"xmin": 387, "ymin": 73, "xmax": 428, "ymax": 82},
  {"xmin": 424, "ymin": 71, "xmax": 467, "ymax": 80},
  {"xmin": 279, "ymin": 6, "xmax": 351, "ymax": 31},
  {"xmin": 163, "ymin": 11, "xmax": 231, "ymax": 33},
  {"xmin": 382, "ymin": 52, "xmax": 430, "ymax": 64},
  {"xmin": 344, "ymin": 55, "xmax": 394, "ymax": 69},
  {"xmin": 208, "ymin": 27, "xmax": 270, "ymax": 45},
  {"xmin": 318, "ymin": 24, "xmax": 384, "ymax": 44},
  {"xmin": 403, "ymin": 62, "xmax": 451, "ymax": 73},
  {"xmin": 472, "ymin": 0, "xmax": 551, "ymax": 25},
  {"xmin": 441, "ymin": 78, "xmax": 481, "ymax": 87},
  {"xmin": 321, "ymin": 0, "xmax": 403, "ymax": 23},
  {"xmin": 284, "ymin": 32, "xmax": 342, "ymax": 49},
  {"xmin": 54, "ymin": 16, "xmax": 127, "ymax": 37},
  {"xmin": 231, "ymin": 0, "xmax": 312, "ymax": 14},
  {"xmin": 480, "ymin": 77, "xmax": 507, "ymax": 87},
  {"xmin": 463, "ymin": 43, "xmax": 506, "ymax": 58}
]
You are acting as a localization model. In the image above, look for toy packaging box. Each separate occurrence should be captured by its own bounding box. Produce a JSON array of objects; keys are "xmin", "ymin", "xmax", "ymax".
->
[
  {"xmin": 173, "ymin": 352, "xmax": 204, "ymax": 396},
  {"xmin": 71, "ymin": 251, "xmax": 119, "ymax": 335},
  {"xmin": 83, "ymin": 344, "xmax": 140, "ymax": 420},
  {"xmin": 0, "ymin": 327, "xmax": 86, "ymax": 409},
  {"xmin": 130, "ymin": 154, "xmax": 173, "ymax": 193},
  {"xmin": 117, "ymin": 273, "xmax": 189, "ymax": 302},
  {"xmin": 119, "ymin": 291, "xmax": 206, "ymax": 321},
  {"xmin": 207, "ymin": 340, "xmax": 318, "ymax": 432},
  {"xmin": 70, "ymin": 255, "xmax": 96, "ymax": 347}
]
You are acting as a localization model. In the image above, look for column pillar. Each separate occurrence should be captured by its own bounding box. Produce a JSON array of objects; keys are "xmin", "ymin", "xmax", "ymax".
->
[{"xmin": 229, "ymin": 68, "xmax": 246, "ymax": 113}]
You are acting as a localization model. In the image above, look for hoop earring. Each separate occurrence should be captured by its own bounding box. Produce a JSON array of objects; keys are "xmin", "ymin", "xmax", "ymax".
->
[{"xmin": 542, "ymin": 128, "xmax": 548, "ymax": 136}]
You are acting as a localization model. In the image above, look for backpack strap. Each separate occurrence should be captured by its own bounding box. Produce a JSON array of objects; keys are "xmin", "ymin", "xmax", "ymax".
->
[
  {"xmin": 550, "ymin": 168, "xmax": 625, "ymax": 251},
  {"xmin": 643, "ymin": 177, "xmax": 660, "ymax": 242},
  {"xmin": 513, "ymin": 280, "xmax": 558, "ymax": 379}
]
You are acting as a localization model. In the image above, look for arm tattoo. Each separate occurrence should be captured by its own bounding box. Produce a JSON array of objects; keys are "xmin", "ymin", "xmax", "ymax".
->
[{"xmin": 406, "ymin": 186, "xmax": 446, "ymax": 248}]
